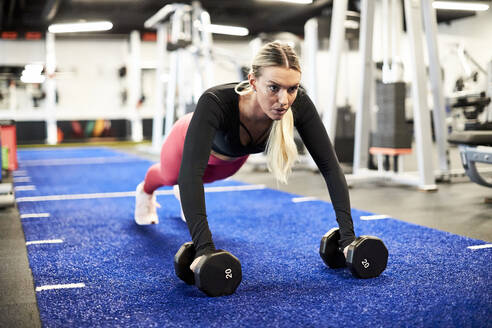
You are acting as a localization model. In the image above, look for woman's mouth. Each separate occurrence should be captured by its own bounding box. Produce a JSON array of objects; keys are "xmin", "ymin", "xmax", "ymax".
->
[{"xmin": 272, "ymin": 108, "xmax": 287, "ymax": 115}]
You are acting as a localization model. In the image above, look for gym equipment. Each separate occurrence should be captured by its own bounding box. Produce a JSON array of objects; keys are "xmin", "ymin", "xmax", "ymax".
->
[
  {"xmin": 0, "ymin": 120, "xmax": 18, "ymax": 170},
  {"xmin": 448, "ymin": 131, "xmax": 492, "ymax": 188},
  {"xmin": 372, "ymin": 81, "xmax": 412, "ymax": 149},
  {"xmin": 0, "ymin": 191, "xmax": 15, "ymax": 208},
  {"xmin": 0, "ymin": 133, "xmax": 14, "ymax": 208},
  {"xmin": 311, "ymin": 0, "xmax": 449, "ymax": 190},
  {"xmin": 449, "ymin": 92, "xmax": 491, "ymax": 131},
  {"xmin": 174, "ymin": 242, "xmax": 242, "ymax": 297},
  {"xmin": 320, "ymin": 228, "xmax": 388, "ymax": 279},
  {"xmin": 145, "ymin": 2, "xmax": 214, "ymax": 153}
]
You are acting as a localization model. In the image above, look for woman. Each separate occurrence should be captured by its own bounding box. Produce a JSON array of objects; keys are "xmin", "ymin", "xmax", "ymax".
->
[{"xmin": 135, "ymin": 41, "xmax": 355, "ymax": 269}]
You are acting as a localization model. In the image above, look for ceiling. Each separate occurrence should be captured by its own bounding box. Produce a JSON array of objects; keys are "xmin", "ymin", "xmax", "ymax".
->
[{"xmin": 0, "ymin": 0, "xmax": 485, "ymax": 40}]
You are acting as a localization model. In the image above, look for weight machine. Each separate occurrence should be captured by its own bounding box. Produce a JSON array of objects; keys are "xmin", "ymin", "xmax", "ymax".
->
[
  {"xmin": 314, "ymin": 0, "xmax": 451, "ymax": 190},
  {"xmin": 144, "ymin": 1, "xmax": 214, "ymax": 153}
]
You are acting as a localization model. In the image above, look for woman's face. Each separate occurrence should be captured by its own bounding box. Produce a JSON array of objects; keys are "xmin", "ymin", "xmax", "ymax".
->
[{"xmin": 250, "ymin": 66, "xmax": 301, "ymax": 121}]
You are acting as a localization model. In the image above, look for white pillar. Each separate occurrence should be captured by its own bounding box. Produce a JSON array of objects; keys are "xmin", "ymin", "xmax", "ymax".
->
[
  {"xmin": 323, "ymin": 0, "xmax": 348, "ymax": 142},
  {"xmin": 391, "ymin": 0, "xmax": 404, "ymax": 81},
  {"xmin": 403, "ymin": 0, "xmax": 436, "ymax": 189},
  {"xmin": 353, "ymin": 0, "xmax": 375, "ymax": 172},
  {"xmin": 45, "ymin": 32, "xmax": 58, "ymax": 145},
  {"xmin": 199, "ymin": 9, "xmax": 214, "ymax": 90},
  {"xmin": 303, "ymin": 18, "xmax": 319, "ymax": 108},
  {"xmin": 422, "ymin": 0, "xmax": 450, "ymax": 175},
  {"xmin": 381, "ymin": 0, "xmax": 393, "ymax": 83},
  {"xmin": 129, "ymin": 30, "xmax": 143, "ymax": 142},
  {"xmin": 163, "ymin": 8, "xmax": 184, "ymax": 141},
  {"xmin": 152, "ymin": 24, "xmax": 166, "ymax": 152}
]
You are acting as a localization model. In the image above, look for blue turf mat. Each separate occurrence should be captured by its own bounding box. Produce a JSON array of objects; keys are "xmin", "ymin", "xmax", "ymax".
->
[
  {"xmin": 14, "ymin": 147, "xmax": 240, "ymax": 197},
  {"xmin": 15, "ymin": 147, "xmax": 492, "ymax": 327}
]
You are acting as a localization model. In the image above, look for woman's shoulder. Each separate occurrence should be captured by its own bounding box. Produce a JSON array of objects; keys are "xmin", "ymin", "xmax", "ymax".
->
[
  {"xmin": 293, "ymin": 85, "xmax": 310, "ymax": 104},
  {"xmin": 203, "ymin": 82, "xmax": 239, "ymax": 99},
  {"xmin": 201, "ymin": 82, "xmax": 240, "ymax": 112},
  {"xmin": 292, "ymin": 86, "xmax": 315, "ymax": 112}
]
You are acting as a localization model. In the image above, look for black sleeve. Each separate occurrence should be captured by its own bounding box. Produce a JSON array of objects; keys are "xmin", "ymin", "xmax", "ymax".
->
[
  {"xmin": 177, "ymin": 92, "xmax": 224, "ymax": 258},
  {"xmin": 293, "ymin": 93, "xmax": 356, "ymax": 249}
]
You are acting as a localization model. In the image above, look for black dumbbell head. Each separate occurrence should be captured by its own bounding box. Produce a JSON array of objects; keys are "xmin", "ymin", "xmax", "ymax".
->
[
  {"xmin": 174, "ymin": 242, "xmax": 196, "ymax": 285},
  {"xmin": 320, "ymin": 228, "xmax": 347, "ymax": 269},
  {"xmin": 346, "ymin": 236, "xmax": 388, "ymax": 279},
  {"xmin": 194, "ymin": 250, "xmax": 242, "ymax": 297}
]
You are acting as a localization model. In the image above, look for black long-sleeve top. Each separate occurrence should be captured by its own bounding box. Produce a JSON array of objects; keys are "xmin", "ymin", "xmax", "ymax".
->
[{"xmin": 178, "ymin": 83, "xmax": 355, "ymax": 257}]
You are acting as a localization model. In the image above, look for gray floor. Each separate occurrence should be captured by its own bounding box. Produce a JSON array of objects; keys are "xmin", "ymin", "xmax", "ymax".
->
[
  {"xmin": 1, "ymin": 143, "xmax": 491, "ymax": 327},
  {"xmin": 0, "ymin": 185, "xmax": 42, "ymax": 328}
]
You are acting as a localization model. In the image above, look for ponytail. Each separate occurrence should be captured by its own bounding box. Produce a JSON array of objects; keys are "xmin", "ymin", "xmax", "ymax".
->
[
  {"xmin": 265, "ymin": 107, "xmax": 298, "ymax": 184},
  {"xmin": 234, "ymin": 80, "xmax": 252, "ymax": 95}
]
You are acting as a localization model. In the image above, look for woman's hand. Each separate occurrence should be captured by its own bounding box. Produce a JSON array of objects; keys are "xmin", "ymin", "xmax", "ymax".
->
[
  {"xmin": 190, "ymin": 255, "xmax": 205, "ymax": 273},
  {"xmin": 343, "ymin": 246, "xmax": 349, "ymax": 259}
]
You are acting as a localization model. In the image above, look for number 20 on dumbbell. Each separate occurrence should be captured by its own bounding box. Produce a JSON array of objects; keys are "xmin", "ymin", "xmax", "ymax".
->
[{"xmin": 319, "ymin": 228, "xmax": 388, "ymax": 279}]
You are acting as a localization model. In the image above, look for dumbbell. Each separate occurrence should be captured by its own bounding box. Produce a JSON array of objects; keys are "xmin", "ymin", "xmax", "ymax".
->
[
  {"xmin": 174, "ymin": 242, "xmax": 242, "ymax": 297},
  {"xmin": 319, "ymin": 228, "xmax": 388, "ymax": 279}
]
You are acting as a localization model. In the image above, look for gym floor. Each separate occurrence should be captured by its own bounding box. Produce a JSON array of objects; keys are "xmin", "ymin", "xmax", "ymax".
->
[{"xmin": 0, "ymin": 142, "xmax": 491, "ymax": 327}]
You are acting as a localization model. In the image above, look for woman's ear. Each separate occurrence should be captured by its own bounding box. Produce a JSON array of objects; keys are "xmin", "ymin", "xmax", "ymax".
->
[{"xmin": 248, "ymin": 73, "xmax": 257, "ymax": 92}]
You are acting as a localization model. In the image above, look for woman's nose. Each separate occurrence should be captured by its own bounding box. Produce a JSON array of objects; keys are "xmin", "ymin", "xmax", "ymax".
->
[{"xmin": 278, "ymin": 90, "xmax": 288, "ymax": 107}]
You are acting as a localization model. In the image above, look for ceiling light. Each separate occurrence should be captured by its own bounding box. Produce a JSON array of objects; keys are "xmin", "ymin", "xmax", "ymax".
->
[
  {"xmin": 432, "ymin": 1, "xmax": 489, "ymax": 11},
  {"xmin": 203, "ymin": 24, "xmax": 249, "ymax": 36},
  {"xmin": 48, "ymin": 21, "xmax": 113, "ymax": 33},
  {"xmin": 21, "ymin": 67, "xmax": 46, "ymax": 83}
]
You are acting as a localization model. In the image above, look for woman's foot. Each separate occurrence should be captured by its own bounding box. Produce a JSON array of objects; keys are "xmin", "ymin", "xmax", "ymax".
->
[{"xmin": 134, "ymin": 182, "xmax": 160, "ymax": 225}]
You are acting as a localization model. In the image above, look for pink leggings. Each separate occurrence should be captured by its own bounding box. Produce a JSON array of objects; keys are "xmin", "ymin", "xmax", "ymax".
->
[{"xmin": 143, "ymin": 113, "xmax": 249, "ymax": 194}]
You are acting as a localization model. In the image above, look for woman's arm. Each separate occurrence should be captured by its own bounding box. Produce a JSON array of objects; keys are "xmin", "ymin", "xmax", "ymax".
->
[
  {"xmin": 178, "ymin": 92, "xmax": 225, "ymax": 258},
  {"xmin": 293, "ymin": 92, "xmax": 356, "ymax": 249}
]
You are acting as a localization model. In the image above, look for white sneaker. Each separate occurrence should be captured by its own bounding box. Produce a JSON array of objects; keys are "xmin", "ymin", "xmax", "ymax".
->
[
  {"xmin": 134, "ymin": 182, "xmax": 160, "ymax": 225},
  {"xmin": 173, "ymin": 185, "xmax": 186, "ymax": 222}
]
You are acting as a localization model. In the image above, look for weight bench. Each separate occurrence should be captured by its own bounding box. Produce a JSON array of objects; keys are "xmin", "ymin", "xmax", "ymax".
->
[{"xmin": 448, "ymin": 131, "xmax": 492, "ymax": 188}]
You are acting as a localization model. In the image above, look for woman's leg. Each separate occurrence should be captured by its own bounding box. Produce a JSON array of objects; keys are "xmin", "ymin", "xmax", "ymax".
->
[
  {"xmin": 136, "ymin": 113, "xmax": 193, "ymax": 224},
  {"xmin": 142, "ymin": 113, "xmax": 193, "ymax": 194}
]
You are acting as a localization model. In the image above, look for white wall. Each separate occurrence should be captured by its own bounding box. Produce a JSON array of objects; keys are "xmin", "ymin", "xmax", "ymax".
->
[
  {"xmin": 55, "ymin": 39, "xmax": 127, "ymax": 114},
  {"xmin": 0, "ymin": 40, "xmax": 45, "ymax": 65},
  {"xmin": 0, "ymin": 36, "xmax": 251, "ymax": 115}
]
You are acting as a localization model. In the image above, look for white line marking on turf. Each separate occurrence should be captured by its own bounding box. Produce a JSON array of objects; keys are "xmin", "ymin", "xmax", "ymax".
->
[
  {"xmin": 360, "ymin": 215, "xmax": 391, "ymax": 221},
  {"xmin": 19, "ymin": 156, "xmax": 144, "ymax": 167},
  {"xmin": 467, "ymin": 244, "xmax": 492, "ymax": 250},
  {"xmin": 20, "ymin": 213, "xmax": 50, "ymax": 219},
  {"xmin": 13, "ymin": 170, "xmax": 28, "ymax": 176},
  {"xmin": 16, "ymin": 184, "xmax": 266, "ymax": 202},
  {"xmin": 14, "ymin": 185, "xmax": 36, "ymax": 191},
  {"xmin": 36, "ymin": 283, "xmax": 85, "ymax": 292},
  {"xmin": 292, "ymin": 196, "xmax": 318, "ymax": 203},
  {"xmin": 18, "ymin": 191, "xmax": 137, "ymax": 202},
  {"xmin": 26, "ymin": 239, "xmax": 63, "ymax": 246},
  {"xmin": 13, "ymin": 177, "xmax": 31, "ymax": 183}
]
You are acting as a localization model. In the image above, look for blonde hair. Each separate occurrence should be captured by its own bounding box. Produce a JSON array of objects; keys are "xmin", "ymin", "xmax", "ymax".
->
[{"xmin": 235, "ymin": 41, "xmax": 300, "ymax": 184}]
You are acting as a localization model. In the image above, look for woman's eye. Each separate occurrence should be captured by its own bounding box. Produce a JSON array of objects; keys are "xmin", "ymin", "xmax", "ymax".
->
[
  {"xmin": 268, "ymin": 85, "xmax": 279, "ymax": 92},
  {"xmin": 288, "ymin": 86, "xmax": 298, "ymax": 93}
]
